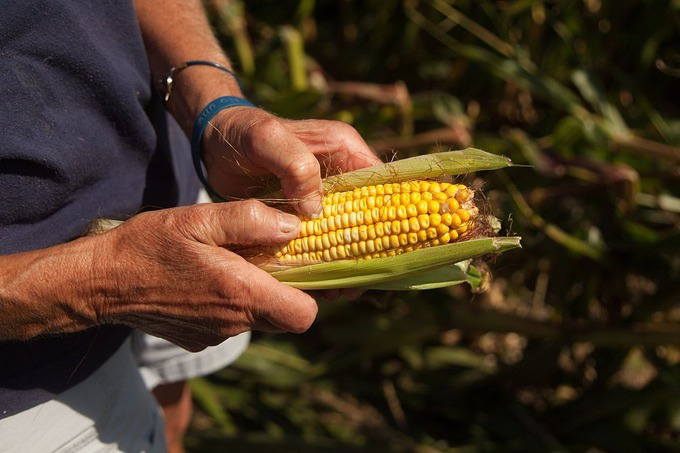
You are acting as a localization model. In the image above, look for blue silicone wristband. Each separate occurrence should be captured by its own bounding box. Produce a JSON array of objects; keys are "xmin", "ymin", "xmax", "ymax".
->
[{"xmin": 190, "ymin": 96, "xmax": 255, "ymax": 200}]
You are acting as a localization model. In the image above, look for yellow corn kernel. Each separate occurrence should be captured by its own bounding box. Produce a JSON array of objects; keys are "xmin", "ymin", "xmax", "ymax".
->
[
  {"xmin": 367, "ymin": 196, "xmax": 376, "ymax": 209},
  {"xmin": 432, "ymin": 193, "xmax": 446, "ymax": 203},
  {"xmin": 367, "ymin": 224, "xmax": 377, "ymax": 240},
  {"xmin": 456, "ymin": 188, "xmax": 470, "ymax": 202},
  {"xmin": 406, "ymin": 203, "xmax": 418, "ymax": 218},
  {"xmin": 391, "ymin": 220, "xmax": 401, "ymax": 235},
  {"xmin": 349, "ymin": 211, "xmax": 358, "ymax": 227},
  {"xmin": 447, "ymin": 198, "xmax": 459, "ymax": 212},
  {"xmin": 389, "ymin": 235, "xmax": 400, "ymax": 249},
  {"xmin": 375, "ymin": 222, "xmax": 384, "ymax": 237},
  {"xmin": 359, "ymin": 225, "xmax": 368, "ymax": 241},
  {"xmin": 350, "ymin": 242, "xmax": 360, "ymax": 256},
  {"xmin": 400, "ymin": 219, "xmax": 410, "ymax": 233},
  {"xmin": 441, "ymin": 212, "xmax": 453, "ymax": 226}
]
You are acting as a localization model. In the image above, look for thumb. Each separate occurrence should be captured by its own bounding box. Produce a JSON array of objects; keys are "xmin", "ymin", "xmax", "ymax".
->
[{"xmin": 184, "ymin": 200, "xmax": 301, "ymax": 247}]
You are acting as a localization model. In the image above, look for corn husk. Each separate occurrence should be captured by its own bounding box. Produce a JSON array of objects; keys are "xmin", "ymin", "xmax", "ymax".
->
[
  {"xmin": 321, "ymin": 148, "xmax": 512, "ymax": 192},
  {"xmin": 268, "ymin": 237, "xmax": 519, "ymax": 290}
]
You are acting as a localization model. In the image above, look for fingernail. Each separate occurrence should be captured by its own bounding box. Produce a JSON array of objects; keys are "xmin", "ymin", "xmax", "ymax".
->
[
  {"xmin": 277, "ymin": 212, "xmax": 300, "ymax": 233},
  {"xmin": 299, "ymin": 193, "xmax": 322, "ymax": 218}
]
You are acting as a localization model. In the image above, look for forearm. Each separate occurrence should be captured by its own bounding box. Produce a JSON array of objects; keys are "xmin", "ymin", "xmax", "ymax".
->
[
  {"xmin": 0, "ymin": 238, "xmax": 101, "ymax": 341},
  {"xmin": 133, "ymin": 0, "xmax": 243, "ymax": 134}
]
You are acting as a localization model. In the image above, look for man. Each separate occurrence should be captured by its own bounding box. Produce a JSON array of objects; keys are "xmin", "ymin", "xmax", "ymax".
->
[{"xmin": 0, "ymin": 0, "xmax": 380, "ymax": 450}]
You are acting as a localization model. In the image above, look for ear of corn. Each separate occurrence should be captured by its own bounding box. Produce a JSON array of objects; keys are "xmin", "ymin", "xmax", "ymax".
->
[
  {"xmin": 261, "ymin": 148, "xmax": 520, "ymax": 290},
  {"xmin": 273, "ymin": 180, "xmax": 478, "ymax": 266}
]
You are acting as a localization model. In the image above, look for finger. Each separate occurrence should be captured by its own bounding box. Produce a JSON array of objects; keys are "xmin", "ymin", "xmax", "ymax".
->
[
  {"xmin": 232, "ymin": 260, "xmax": 318, "ymax": 333},
  {"xmin": 246, "ymin": 118, "xmax": 323, "ymax": 217},
  {"xmin": 283, "ymin": 119, "xmax": 382, "ymax": 175},
  {"xmin": 185, "ymin": 200, "xmax": 301, "ymax": 247},
  {"xmin": 251, "ymin": 319, "xmax": 286, "ymax": 333}
]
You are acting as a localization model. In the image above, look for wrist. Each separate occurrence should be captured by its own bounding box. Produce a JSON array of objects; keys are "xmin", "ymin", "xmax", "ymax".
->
[
  {"xmin": 164, "ymin": 64, "xmax": 245, "ymax": 136},
  {"xmin": 0, "ymin": 237, "xmax": 104, "ymax": 340}
]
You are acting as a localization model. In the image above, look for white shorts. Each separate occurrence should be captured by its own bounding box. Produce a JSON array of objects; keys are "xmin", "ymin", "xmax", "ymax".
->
[
  {"xmin": 131, "ymin": 330, "xmax": 250, "ymax": 390},
  {"xmin": 0, "ymin": 331, "xmax": 250, "ymax": 452}
]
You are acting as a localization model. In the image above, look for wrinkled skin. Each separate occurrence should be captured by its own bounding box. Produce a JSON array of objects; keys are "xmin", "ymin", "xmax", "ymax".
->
[
  {"xmin": 93, "ymin": 201, "xmax": 319, "ymax": 352},
  {"xmin": 202, "ymin": 107, "xmax": 382, "ymax": 215}
]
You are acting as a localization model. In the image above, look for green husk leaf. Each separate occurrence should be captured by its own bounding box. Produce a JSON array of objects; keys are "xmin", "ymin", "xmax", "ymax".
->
[
  {"xmin": 268, "ymin": 236, "xmax": 521, "ymax": 290},
  {"xmin": 366, "ymin": 261, "xmax": 484, "ymax": 290},
  {"xmin": 322, "ymin": 148, "xmax": 512, "ymax": 193}
]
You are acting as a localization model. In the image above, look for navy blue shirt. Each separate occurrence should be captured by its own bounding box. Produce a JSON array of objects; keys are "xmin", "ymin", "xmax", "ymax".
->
[{"xmin": 0, "ymin": 0, "xmax": 199, "ymax": 418}]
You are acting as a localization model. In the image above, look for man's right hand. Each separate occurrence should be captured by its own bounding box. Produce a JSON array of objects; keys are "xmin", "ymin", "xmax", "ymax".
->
[{"xmin": 0, "ymin": 201, "xmax": 318, "ymax": 351}]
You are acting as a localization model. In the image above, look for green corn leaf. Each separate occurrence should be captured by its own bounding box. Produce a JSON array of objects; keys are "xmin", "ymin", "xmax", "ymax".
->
[
  {"xmin": 268, "ymin": 236, "xmax": 521, "ymax": 290},
  {"xmin": 366, "ymin": 261, "xmax": 482, "ymax": 290},
  {"xmin": 322, "ymin": 148, "xmax": 512, "ymax": 193},
  {"xmin": 260, "ymin": 148, "xmax": 512, "ymax": 199}
]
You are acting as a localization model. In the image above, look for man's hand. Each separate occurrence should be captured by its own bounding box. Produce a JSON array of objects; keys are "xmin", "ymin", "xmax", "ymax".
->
[
  {"xmin": 201, "ymin": 107, "xmax": 382, "ymax": 217},
  {"xmin": 0, "ymin": 201, "xmax": 318, "ymax": 350}
]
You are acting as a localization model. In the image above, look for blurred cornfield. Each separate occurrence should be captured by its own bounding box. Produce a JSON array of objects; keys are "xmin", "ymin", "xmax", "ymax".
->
[{"xmin": 187, "ymin": 1, "xmax": 680, "ymax": 451}]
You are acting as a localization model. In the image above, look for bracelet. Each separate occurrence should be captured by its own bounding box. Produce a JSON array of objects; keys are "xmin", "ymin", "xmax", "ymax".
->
[
  {"xmin": 160, "ymin": 60, "xmax": 244, "ymax": 102},
  {"xmin": 190, "ymin": 96, "xmax": 255, "ymax": 200}
]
